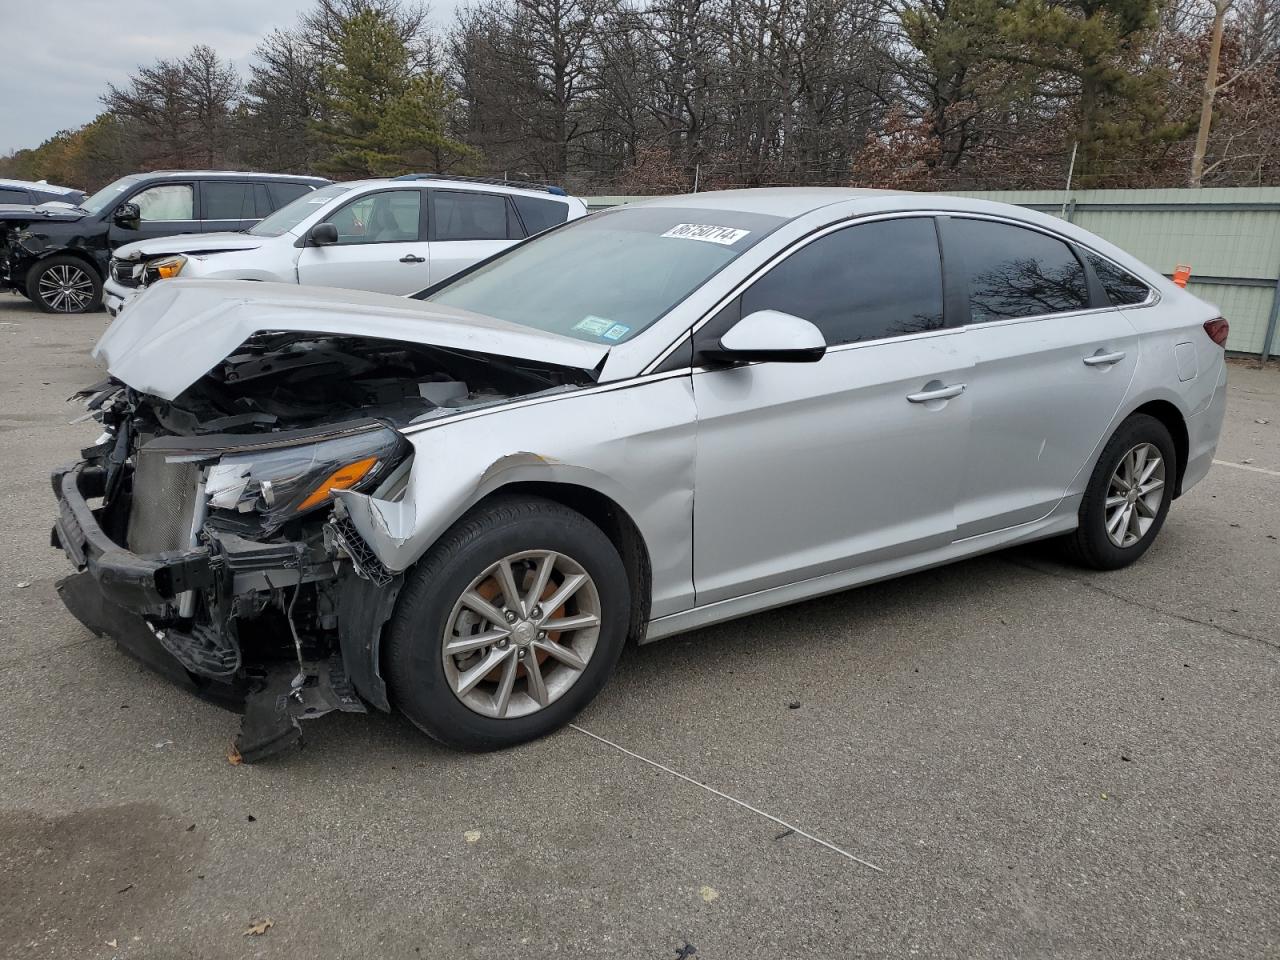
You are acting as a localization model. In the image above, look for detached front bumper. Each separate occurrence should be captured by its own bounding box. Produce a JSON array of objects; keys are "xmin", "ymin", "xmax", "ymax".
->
[
  {"xmin": 51, "ymin": 462, "xmax": 245, "ymax": 709},
  {"xmin": 52, "ymin": 462, "xmax": 214, "ymax": 609}
]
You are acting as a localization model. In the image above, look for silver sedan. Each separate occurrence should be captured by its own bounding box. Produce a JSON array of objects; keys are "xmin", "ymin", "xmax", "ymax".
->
[{"xmin": 61, "ymin": 188, "xmax": 1228, "ymax": 757}]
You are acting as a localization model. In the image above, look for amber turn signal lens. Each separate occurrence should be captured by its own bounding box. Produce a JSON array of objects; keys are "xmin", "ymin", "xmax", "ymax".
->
[{"xmin": 296, "ymin": 456, "xmax": 378, "ymax": 511}]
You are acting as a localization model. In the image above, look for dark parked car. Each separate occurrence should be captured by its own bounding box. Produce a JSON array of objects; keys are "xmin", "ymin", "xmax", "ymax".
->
[
  {"xmin": 0, "ymin": 178, "xmax": 87, "ymax": 207},
  {"xmin": 0, "ymin": 170, "xmax": 329, "ymax": 313}
]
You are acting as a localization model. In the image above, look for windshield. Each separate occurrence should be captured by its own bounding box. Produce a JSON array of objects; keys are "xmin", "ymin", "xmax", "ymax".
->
[
  {"xmin": 423, "ymin": 206, "xmax": 784, "ymax": 344},
  {"xmin": 249, "ymin": 183, "xmax": 355, "ymax": 237},
  {"xmin": 80, "ymin": 175, "xmax": 141, "ymax": 215}
]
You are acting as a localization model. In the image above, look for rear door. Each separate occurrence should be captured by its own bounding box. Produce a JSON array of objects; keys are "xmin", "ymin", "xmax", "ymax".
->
[
  {"xmin": 427, "ymin": 189, "xmax": 524, "ymax": 284},
  {"xmin": 941, "ymin": 216, "xmax": 1141, "ymax": 538},
  {"xmin": 295, "ymin": 188, "xmax": 430, "ymax": 294},
  {"xmin": 199, "ymin": 180, "xmax": 260, "ymax": 232},
  {"xmin": 692, "ymin": 216, "xmax": 973, "ymax": 604},
  {"xmin": 107, "ymin": 181, "xmax": 201, "ymax": 247}
]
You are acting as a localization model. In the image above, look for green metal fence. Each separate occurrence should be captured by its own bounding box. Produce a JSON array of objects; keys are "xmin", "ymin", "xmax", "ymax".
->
[{"xmin": 585, "ymin": 187, "xmax": 1280, "ymax": 358}]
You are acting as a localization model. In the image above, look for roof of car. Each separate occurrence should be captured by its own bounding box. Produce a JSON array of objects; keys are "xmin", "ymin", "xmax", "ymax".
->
[
  {"xmin": 342, "ymin": 176, "xmax": 578, "ymax": 201},
  {"xmin": 632, "ymin": 187, "xmax": 912, "ymax": 218},
  {"xmin": 0, "ymin": 177, "xmax": 81, "ymax": 194},
  {"xmin": 142, "ymin": 171, "xmax": 330, "ymax": 183}
]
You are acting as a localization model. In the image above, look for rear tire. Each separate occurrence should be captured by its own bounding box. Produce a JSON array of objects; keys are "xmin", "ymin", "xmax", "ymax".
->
[
  {"xmin": 1062, "ymin": 413, "xmax": 1176, "ymax": 570},
  {"xmin": 384, "ymin": 496, "xmax": 630, "ymax": 750},
  {"xmin": 27, "ymin": 256, "xmax": 102, "ymax": 314}
]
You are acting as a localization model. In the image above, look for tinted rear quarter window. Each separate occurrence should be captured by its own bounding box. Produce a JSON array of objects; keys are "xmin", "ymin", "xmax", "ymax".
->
[
  {"xmin": 268, "ymin": 182, "xmax": 314, "ymax": 210},
  {"xmin": 742, "ymin": 217, "xmax": 945, "ymax": 346},
  {"xmin": 513, "ymin": 195, "xmax": 570, "ymax": 235},
  {"xmin": 0, "ymin": 188, "xmax": 30, "ymax": 204},
  {"xmin": 434, "ymin": 190, "xmax": 519, "ymax": 241},
  {"xmin": 948, "ymin": 218, "xmax": 1089, "ymax": 321},
  {"xmin": 1085, "ymin": 252, "xmax": 1151, "ymax": 306}
]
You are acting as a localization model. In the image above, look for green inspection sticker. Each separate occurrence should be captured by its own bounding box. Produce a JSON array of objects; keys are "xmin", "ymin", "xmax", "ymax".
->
[{"xmin": 573, "ymin": 315, "xmax": 614, "ymax": 336}]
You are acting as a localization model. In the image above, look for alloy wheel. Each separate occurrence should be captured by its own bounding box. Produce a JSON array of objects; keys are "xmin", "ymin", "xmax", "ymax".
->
[
  {"xmin": 1105, "ymin": 442, "xmax": 1166, "ymax": 548},
  {"xmin": 442, "ymin": 550, "xmax": 601, "ymax": 719},
  {"xmin": 37, "ymin": 264, "xmax": 95, "ymax": 313}
]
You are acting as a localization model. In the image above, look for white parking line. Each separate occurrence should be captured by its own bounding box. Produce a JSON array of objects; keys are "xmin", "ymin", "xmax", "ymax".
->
[
  {"xmin": 569, "ymin": 723, "xmax": 884, "ymax": 872},
  {"xmin": 1213, "ymin": 459, "xmax": 1280, "ymax": 478}
]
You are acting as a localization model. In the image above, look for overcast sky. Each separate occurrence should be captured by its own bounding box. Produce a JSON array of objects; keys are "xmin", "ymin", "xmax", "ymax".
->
[{"xmin": 0, "ymin": 0, "xmax": 459, "ymax": 156}]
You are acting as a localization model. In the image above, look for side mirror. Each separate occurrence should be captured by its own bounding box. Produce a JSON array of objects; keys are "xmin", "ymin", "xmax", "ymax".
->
[
  {"xmin": 700, "ymin": 310, "xmax": 826, "ymax": 365},
  {"xmin": 113, "ymin": 202, "xmax": 140, "ymax": 227},
  {"xmin": 307, "ymin": 222, "xmax": 339, "ymax": 246}
]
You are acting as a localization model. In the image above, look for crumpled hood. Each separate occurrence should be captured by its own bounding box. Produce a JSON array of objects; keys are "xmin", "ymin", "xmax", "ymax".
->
[
  {"xmin": 94, "ymin": 279, "xmax": 609, "ymax": 401},
  {"xmin": 113, "ymin": 231, "xmax": 266, "ymax": 260},
  {"xmin": 0, "ymin": 203, "xmax": 85, "ymax": 223}
]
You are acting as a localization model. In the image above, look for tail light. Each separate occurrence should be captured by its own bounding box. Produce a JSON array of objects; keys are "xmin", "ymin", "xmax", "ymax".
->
[{"xmin": 1203, "ymin": 317, "xmax": 1229, "ymax": 347}]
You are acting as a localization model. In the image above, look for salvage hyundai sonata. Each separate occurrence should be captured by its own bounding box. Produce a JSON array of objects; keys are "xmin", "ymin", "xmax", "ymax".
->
[{"xmin": 53, "ymin": 189, "xmax": 1228, "ymax": 759}]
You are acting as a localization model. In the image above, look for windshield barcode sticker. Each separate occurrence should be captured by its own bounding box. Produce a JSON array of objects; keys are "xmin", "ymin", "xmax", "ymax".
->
[{"xmin": 661, "ymin": 223, "xmax": 750, "ymax": 245}]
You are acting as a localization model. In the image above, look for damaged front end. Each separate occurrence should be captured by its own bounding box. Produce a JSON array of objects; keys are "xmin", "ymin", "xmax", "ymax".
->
[{"xmin": 53, "ymin": 330, "xmax": 591, "ymax": 760}]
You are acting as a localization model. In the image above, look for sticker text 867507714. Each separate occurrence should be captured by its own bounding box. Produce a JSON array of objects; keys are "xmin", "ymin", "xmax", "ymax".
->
[{"xmin": 660, "ymin": 223, "xmax": 750, "ymax": 245}]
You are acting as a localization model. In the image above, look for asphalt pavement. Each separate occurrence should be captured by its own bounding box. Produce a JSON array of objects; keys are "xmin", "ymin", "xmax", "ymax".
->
[{"xmin": 1, "ymin": 294, "xmax": 1277, "ymax": 959}]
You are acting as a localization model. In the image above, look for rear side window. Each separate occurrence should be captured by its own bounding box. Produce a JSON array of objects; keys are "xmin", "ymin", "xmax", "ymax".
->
[
  {"xmin": 1085, "ymin": 252, "xmax": 1150, "ymax": 306},
  {"xmin": 742, "ymin": 217, "xmax": 945, "ymax": 346},
  {"xmin": 949, "ymin": 218, "xmax": 1089, "ymax": 321},
  {"xmin": 203, "ymin": 181, "xmax": 256, "ymax": 221},
  {"xmin": 0, "ymin": 187, "xmax": 30, "ymax": 204},
  {"xmin": 433, "ymin": 190, "xmax": 519, "ymax": 241},
  {"xmin": 268, "ymin": 182, "xmax": 314, "ymax": 209},
  {"xmin": 513, "ymin": 195, "xmax": 569, "ymax": 235}
]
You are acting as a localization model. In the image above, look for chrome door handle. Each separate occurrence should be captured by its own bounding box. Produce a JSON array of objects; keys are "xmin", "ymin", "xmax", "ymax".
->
[
  {"xmin": 1083, "ymin": 350, "xmax": 1126, "ymax": 366},
  {"xmin": 399, "ymin": 254, "xmax": 426, "ymax": 263},
  {"xmin": 906, "ymin": 382, "xmax": 966, "ymax": 403}
]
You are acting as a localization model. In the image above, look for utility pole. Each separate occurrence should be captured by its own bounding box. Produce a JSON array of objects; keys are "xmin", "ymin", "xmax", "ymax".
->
[{"xmin": 1190, "ymin": 0, "xmax": 1231, "ymax": 187}]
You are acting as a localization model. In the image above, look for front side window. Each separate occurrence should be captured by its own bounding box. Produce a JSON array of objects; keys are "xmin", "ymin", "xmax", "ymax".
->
[
  {"xmin": 203, "ymin": 181, "xmax": 256, "ymax": 221},
  {"xmin": 742, "ymin": 217, "xmax": 945, "ymax": 346},
  {"xmin": 81, "ymin": 176, "xmax": 141, "ymax": 215},
  {"xmin": 132, "ymin": 183, "xmax": 194, "ymax": 221},
  {"xmin": 1085, "ymin": 252, "xmax": 1151, "ymax": 306},
  {"xmin": 951, "ymin": 218, "xmax": 1089, "ymax": 322},
  {"xmin": 434, "ymin": 190, "xmax": 517, "ymax": 241},
  {"xmin": 326, "ymin": 190, "xmax": 422, "ymax": 244},
  {"xmin": 426, "ymin": 205, "xmax": 783, "ymax": 344}
]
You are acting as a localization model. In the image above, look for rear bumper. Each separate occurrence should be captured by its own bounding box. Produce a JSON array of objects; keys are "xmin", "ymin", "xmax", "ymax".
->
[{"xmin": 51, "ymin": 462, "xmax": 214, "ymax": 610}]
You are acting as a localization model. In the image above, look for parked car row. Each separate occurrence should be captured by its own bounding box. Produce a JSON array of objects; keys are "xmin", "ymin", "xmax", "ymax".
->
[
  {"xmin": 0, "ymin": 167, "xmax": 587, "ymax": 315},
  {"xmin": 51, "ymin": 187, "xmax": 1229, "ymax": 761},
  {"xmin": 103, "ymin": 174, "xmax": 587, "ymax": 314},
  {"xmin": 0, "ymin": 170, "xmax": 327, "ymax": 313}
]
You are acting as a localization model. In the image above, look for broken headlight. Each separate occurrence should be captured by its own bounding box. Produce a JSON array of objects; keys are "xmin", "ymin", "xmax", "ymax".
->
[
  {"xmin": 144, "ymin": 255, "xmax": 187, "ymax": 282},
  {"xmin": 205, "ymin": 424, "xmax": 411, "ymax": 531}
]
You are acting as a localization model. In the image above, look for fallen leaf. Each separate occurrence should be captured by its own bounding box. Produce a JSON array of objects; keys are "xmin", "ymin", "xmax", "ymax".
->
[
  {"xmin": 106, "ymin": 940, "xmax": 118, "ymax": 948},
  {"xmin": 17, "ymin": 581, "xmax": 31, "ymax": 589},
  {"xmin": 464, "ymin": 830, "xmax": 482, "ymax": 843},
  {"xmin": 226, "ymin": 743, "xmax": 243, "ymax": 765},
  {"xmin": 699, "ymin": 885, "xmax": 719, "ymax": 903},
  {"xmin": 244, "ymin": 918, "xmax": 274, "ymax": 936}
]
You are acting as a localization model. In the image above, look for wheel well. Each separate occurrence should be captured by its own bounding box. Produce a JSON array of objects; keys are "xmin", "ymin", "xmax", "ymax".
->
[
  {"xmin": 29, "ymin": 250, "xmax": 103, "ymax": 282},
  {"xmin": 473, "ymin": 482, "xmax": 653, "ymax": 644},
  {"xmin": 1131, "ymin": 400, "xmax": 1189, "ymax": 497}
]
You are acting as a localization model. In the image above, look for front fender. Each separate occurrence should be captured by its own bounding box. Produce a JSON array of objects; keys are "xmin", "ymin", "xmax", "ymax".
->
[{"xmin": 336, "ymin": 374, "xmax": 698, "ymax": 617}]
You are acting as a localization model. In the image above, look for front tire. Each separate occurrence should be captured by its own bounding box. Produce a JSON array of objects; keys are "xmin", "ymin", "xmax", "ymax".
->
[
  {"xmin": 28, "ymin": 256, "xmax": 102, "ymax": 314},
  {"xmin": 1063, "ymin": 413, "xmax": 1176, "ymax": 570},
  {"xmin": 384, "ymin": 496, "xmax": 630, "ymax": 750}
]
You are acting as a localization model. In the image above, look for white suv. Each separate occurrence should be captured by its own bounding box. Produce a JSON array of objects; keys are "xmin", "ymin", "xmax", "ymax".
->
[{"xmin": 103, "ymin": 175, "xmax": 588, "ymax": 314}]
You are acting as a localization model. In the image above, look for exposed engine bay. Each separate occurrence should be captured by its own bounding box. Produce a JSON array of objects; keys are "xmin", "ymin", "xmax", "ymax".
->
[{"xmin": 54, "ymin": 332, "xmax": 592, "ymax": 761}]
